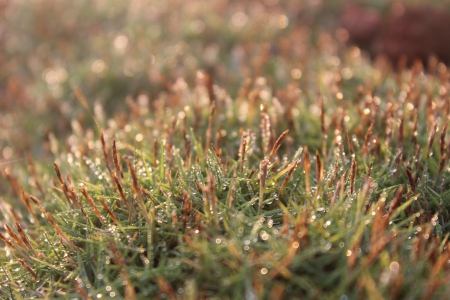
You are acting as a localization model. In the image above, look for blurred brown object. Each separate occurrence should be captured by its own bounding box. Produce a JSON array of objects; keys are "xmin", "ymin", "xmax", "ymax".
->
[
  {"xmin": 341, "ymin": 3, "xmax": 450, "ymax": 66},
  {"xmin": 340, "ymin": 4, "xmax": 381, "ymax": 49}
]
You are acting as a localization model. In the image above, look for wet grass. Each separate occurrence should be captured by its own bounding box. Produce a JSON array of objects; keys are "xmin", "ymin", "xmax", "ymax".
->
[{"xmin": 1, "ymin": 0, "xmax": 450, "ymax": 299}]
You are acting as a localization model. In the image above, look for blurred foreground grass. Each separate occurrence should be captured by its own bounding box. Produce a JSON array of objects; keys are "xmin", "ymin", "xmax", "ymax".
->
[{"xmin": 1, "ymin": 0, "xmax": 450, "ymax": 299}]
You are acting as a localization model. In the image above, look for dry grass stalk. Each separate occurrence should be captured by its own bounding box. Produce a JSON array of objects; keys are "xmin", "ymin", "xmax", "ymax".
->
[
  {"xmin": 392, "ymin": 149, "xmax": 403, "ymax": 177},
  {"xmin": 80, "ymin": 187, "xmax": 104, "ymax": 223},
  {"xmin": 140, "ymin": 187, "xmax": 157, "ymax": 205},
  {"xmin": 404, "ymin": 163, "xmax": 416, "ymax": 192},
  {"xmin": 126, "ymin": 158, "xmax": 149, "ymax": 224},
  {"xmin": 268, "ymin": 129, "xmax": 289, "ymax": 162},
  {"xmin": 365, "ymin": 163, "xmax": 373, "ymax": 181},
  {"xmin": 328, "ymin": 162, "xmax": 339, "ymax": 188},
  {"xmin": 210, "ymin": 143, "xmax": 225, "ymax": 173},
  {"xmin": 320, "ymin": 96, "xmax": 326, "ymax": 157},
  {"xmin": 112, "ymin": 140, "xmax": 124, "ymax": 179},
  {"xmin": 412, "ymin": 113, "xmax": 418, "ymax": 146},
  {"xmin": 0, "ymin": 231, "xmax": 32, "ymax": 264},
  {"xmin": 388, "ymin": 187, "xmax": 403, "ymax": 217},
  {"xmin": 398, "ymin": 116, "xmax": 404, "ymax": 150},
  {"xmin": 435, "ymin": 153, "xmax": 447, "ymax": 183},
  {"xmin": 280, "ymin": 213, "xmax": 290, "ymax": 235},
  {"xmin": 20, "ymin": 189, "xmax": 39, "ymax": 225},
  {"xmin": 205, "ymin": 101, "xmax": 216, "ymax": 153},
  {"xmin": 260, "ymin": 105, "xmax": 272, "ymax": 156},
  {"xmin": 303, "ymin": 147, "xmax": 311, "ymax": 196},
  {"xmin": 69, "ymin": 186, "xmax": 85, "ymax": 214},
  {"xmin": 100, "ymin": 130, "xmax": 112, "ymax": 176},
  {"xmin": 182, "ymin": 191, "xmax": 191, "ymax": 231},
  {"xmin": 346, "ymin": 130, "xmax": 354, "ymax": 157},
  {"xmin": 331, "ymin": 169, "xmax": 348, "ymax": 205},
  {"xmin": 4, "ymin": 224, "xmax": 28, "ymax": 249},
  {"xmin": 430, "ymin": 244, "xmax": 450, "ymax": 277},
  {"xmin": 258, "ymin": 158, "xmax": 269, "ymax": 214},
  {"xmin": 427, "ymin": 121, "xmax": 438, "ymax": 158},
  {"xmin": 215, "ymin": 131, "xmax": 221, "ymax": 151},
  {"xmin": 440, "ymin": 121, "xmax": 448, "ymax": 156},
  {"xmin": 298, "ymin": 207, "xmax": 309, "ymax": 246},
  {"xmin": 17, "ymin": 259, "xmax": 36, "ymax": 279},
  {"xmin": 74, "ymin": 281, "xmax": 92, "ymax": 300},
  {"xmin": 112, "ymin": 171, "xmax": 129, "ymax": 210},
  {"xmin": 350, "ymin": 158, "xmax": 357, "ymax": 194},
  {"xmin": 315, "ymin": 150, "xmax": 323, "ymax": 187},
  {"xmin": 12, "ymin": 212, "xmax": 35, "ymax": 254},
  {"xmin": 279, "ymin": 159, "xmax": 300, "ymax": 195},
  {"xmin": 195, "ymin": 212, "xmax": 202, "ymax": 232},
  {"xmin": 99, "ymin": 197, "xmax": 118, "ymax": 224},
  {"xmin": 171, "ymin": 210, "xmax": 178, "ymax": 230},
  {"xmin": 240, "ymin": 131, "xmax": 248, "ymax": 173},
  {"xmin": 228, "ymin": 167, "xmax": 237, "ymax": 208},
  {"xmin": 370, "ymin": 200, "xmax": 388, "ymax": 246},
  {"xmin": 193, "ymin": 179, "xmax": 203, "ymax": 195},
  {"xmin": 205, "ymin": 72, "xmax": 215, "ymax": 103},
  {"xmin": 182, "ymin": 117, "xmax": 191, "ymax": 168},
  {"xmin": 184, "ymin": 139, "xmax": 191, "ymax": 168},
  {"xmin": 247, "ymin": 167, "xmax": 257, "ymax": 179},
  {"xmin": 156, "ymin": 277, "xmax": 176, "ymax": 300},
  {"xmin": 362, "ymin": 123, "xmax": 373, "ymax": 157},
  {"xmin": 153, "ymin": 139, "xmax": 159, "ymax": 167},
  {"xmin": 29, "ymin": 195, "xmax": 78, "ymax": 251},
  {"xmin": 53, "ymin": 163, "xmax": 72, "ymax": 205}
]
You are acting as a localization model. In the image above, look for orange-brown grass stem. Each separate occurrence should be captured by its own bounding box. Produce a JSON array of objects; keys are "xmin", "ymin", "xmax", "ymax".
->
[
  {"xmin": 268, "ymin": 129, "xmax": 289, "ymax": 162},
  {"xmin": 80, "ymin": 187, "xmax": 105, "ymax": 223},
  {"xmin": 205, "ymin": 101, "xmax": 216, "ymax": 154},
  {"xmin": 17, "ymin": 259, "xmax": 36, "ymax": 279},
  {"xmin": 303, "ymin": 147, "xmax": 311, "ymax": 196},
  {"xmin": 0, "ymin": 232, "xmax": 32, "ymax": 264},
  {"xmin": 112, "ymin": 171, "xmax": 130, "ymax": 210},
  {"xmin": 112, "ymin": 140, "xmax": 124, "ymax": 179},
  {"xmin": 278, "ymin": 159, "xmax": 300, "ymax": 195},
  {"xmin": 240, "ymin": 131, "xmax": 248, "ymax": 173},
  {"xmin": 362, "ymin": 123, "xmax": 373, "ymax": 158},
  {"xmin": 427, "ymin": 121, "xmax": 438, "ymax": 159},
  {"xmin": 258, "ymin": 158, "xmax": 269, "ymax": 214},
  {"xmin": 20, "ymin": 189, "xmax": 39, "ymax": 225},
  {"xmin": 100, "ymin": 130, "xmax": 113, "ymax": 176},
  {"xmin": 126, "ymin": 158, "xmax": 150, "ymax": 225},
  {"xmin": 99, "ymin": 197, "xmax": 119, "ymax": 224},
  {"xmin": 29, "ymin": 195, "xmax": 78, "ymax": 251},
  {"xmin": 350, "ymin": 158, "xmax": 357, "ymax": 194}
]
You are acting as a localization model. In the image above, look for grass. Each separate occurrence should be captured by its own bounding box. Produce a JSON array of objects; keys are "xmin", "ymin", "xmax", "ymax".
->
[{"xmin": 1, "ymin": 0, "xmax": 450, "ymax": 299}]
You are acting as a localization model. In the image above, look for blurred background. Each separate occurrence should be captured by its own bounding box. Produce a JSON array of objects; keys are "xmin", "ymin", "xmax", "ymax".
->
[{"xmin": 0, "ymin": 0, "xmax": 449, "ymax": 165}]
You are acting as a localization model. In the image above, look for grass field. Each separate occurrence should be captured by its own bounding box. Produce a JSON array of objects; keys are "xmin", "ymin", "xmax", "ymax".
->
[{"xmin": 1, "ymin": 0, "xmax": 450, "ymax": 299}]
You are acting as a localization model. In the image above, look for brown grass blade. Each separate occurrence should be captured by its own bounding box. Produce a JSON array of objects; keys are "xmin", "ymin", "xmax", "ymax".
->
[
  {"xmin": 268, "ymin": 129, "xmax": 289, "ymax": 161},
  {"xmin": 29, "ymin": 195, "xmax": 78, "ymax": 251},
  {"xmin": 80, "ymin": 187, "xmax": 105, "ymax": 223}
]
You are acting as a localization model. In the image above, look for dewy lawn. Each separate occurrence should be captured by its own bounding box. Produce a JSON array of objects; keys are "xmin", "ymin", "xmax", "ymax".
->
[{"xmin": 1, "ymin": 1, "xmax": 450, "ymax": 299}]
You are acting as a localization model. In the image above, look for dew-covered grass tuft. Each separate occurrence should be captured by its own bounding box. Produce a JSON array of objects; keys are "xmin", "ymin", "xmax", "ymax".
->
[{"xmin": 1, "ymin": 1, "xmax": 450, "ymax": 299}]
